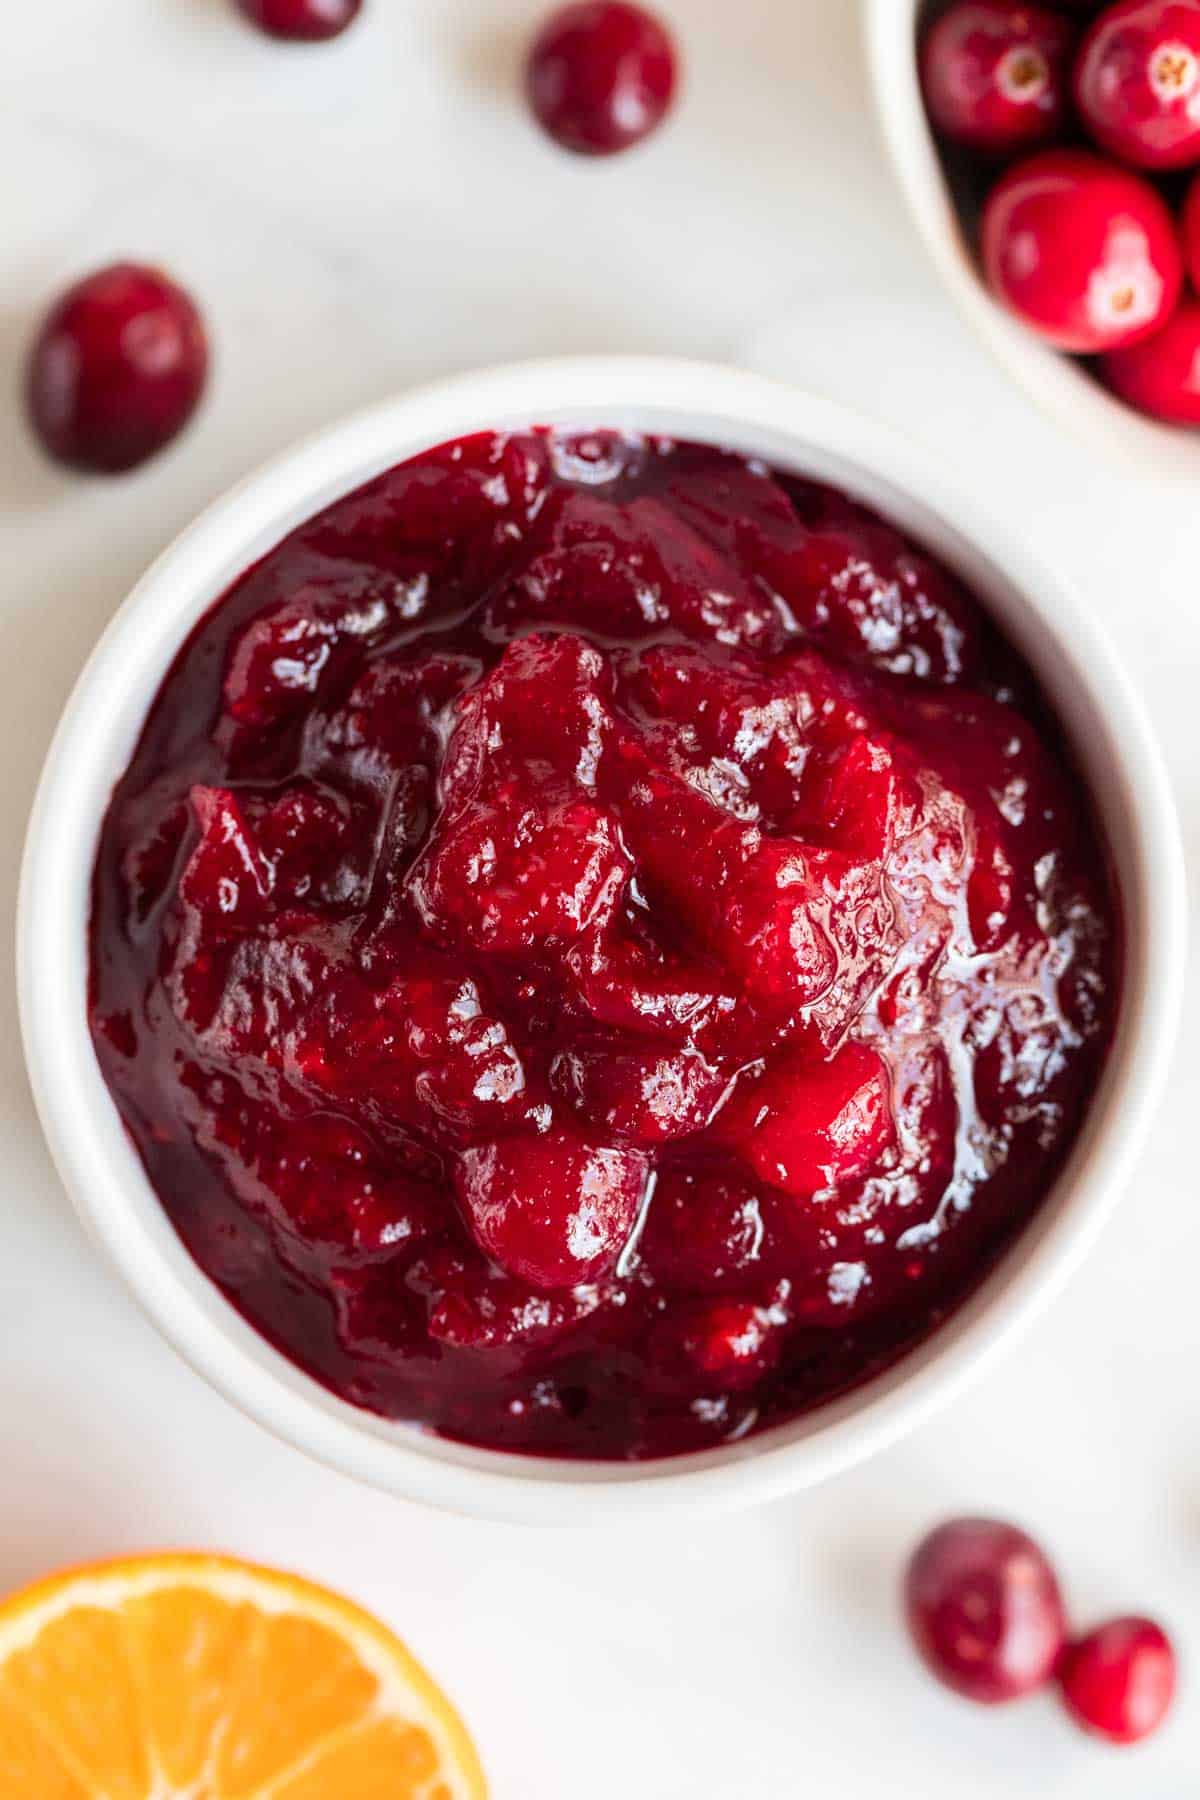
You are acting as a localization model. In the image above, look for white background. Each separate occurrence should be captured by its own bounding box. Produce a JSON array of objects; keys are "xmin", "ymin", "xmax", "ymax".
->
[{"xmin": 2, "ymin": 3, "xmax": 1198, "ymax": 1793}]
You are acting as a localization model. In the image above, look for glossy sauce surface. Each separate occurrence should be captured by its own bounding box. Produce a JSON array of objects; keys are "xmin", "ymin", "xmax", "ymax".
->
[{"xmin": 89, "ymin": 431, "xmax": 1117, "ymax": 1459}]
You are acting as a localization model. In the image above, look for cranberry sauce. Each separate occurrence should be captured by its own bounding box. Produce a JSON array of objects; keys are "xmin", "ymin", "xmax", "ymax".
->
[{"xmin": 88, "ymin": 431, "xmax": 1118, "ymax": 1459}]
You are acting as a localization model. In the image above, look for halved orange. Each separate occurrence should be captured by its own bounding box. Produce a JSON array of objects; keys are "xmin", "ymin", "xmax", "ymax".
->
[{"xmin": 0, "ymin": 1552, "xmax": 486, "ymax": 1798}]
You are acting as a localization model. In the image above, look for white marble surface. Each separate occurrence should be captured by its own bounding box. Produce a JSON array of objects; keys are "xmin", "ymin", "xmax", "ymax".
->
[{"xmin": 1, "ymin": 2, "xmax": 1197, "ymax": 1792}]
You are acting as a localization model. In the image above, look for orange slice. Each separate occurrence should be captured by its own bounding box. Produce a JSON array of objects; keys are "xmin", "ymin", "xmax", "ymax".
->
[{"xmin": 0, "ymin": 1552, "xmax": 486, "ymax": 1798}]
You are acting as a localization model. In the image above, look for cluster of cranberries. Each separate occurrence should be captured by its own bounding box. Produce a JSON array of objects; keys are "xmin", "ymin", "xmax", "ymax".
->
[
  {"xmin": 906, "ymin": 1518, "xmax": 1177, "ymax": 1745},
  {"xmin": 921, "ymin": 0, "xmax": 1200, "ymax": 426},
  {"xmin": 22, "ymin": 5, "xmax": 677, "ymax": 477}
]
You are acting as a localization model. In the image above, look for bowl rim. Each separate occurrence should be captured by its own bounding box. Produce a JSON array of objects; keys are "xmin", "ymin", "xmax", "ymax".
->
[
  {"xmin": 860, "ymin": 0, "xmax": 1200, "ymax": 478},
  {"xmin": 17, "ymin": 354, "xmax": 1186, "ymax": 1524}
]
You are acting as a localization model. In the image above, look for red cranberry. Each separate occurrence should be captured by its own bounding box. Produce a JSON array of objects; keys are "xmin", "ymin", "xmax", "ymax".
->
[
  {"xmin": 905, "ymin": 1518, "xmax": 1067, "ymax": 1703},
  {"xmin": 25, "ymin": 262, "xmax": 208, "ymax": 475},
  {"xmin": 980, "ymin": 149, "xmax": 1182, "ymax": 350},
  {"xmin": 1058, "ymin": 1617, "xmax": 1176, "ymax": 1744},
  {"xmin": 1075, "ymin": 0, "xmax": 1200, "ymax": 169},
  {"xmin": 1100, "ymin": 297, "xmax": 1200, "ymax": 420},
  {"xmin": 920, "ymin": 1, "xmax": 1075, "ymax": 155},
  {"xmin": 234, "ymin": 0, "xmax": 362, "ymax": 40},
  {"xmin": 526, "ymin": 2, "xmax": 678, "ymax": 156}
]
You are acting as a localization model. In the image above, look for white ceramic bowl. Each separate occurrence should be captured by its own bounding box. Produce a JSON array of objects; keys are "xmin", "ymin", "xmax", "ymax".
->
[
  {"xmin": 863, "ymin": 0, "xmax": 1200, "ymax": 482},
  {"xmin": 18, "ymin": 357, "xmax": 1185, "ymax": 1524}
]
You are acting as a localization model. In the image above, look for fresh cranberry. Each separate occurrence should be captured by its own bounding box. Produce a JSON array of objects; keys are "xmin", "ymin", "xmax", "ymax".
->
[
  {"xmin": 981, "ymin": 149, "xmax": 1182, "ymax": 350},
  {"xmin": 1057, "ymin": 1617, "xmax": 1177, "ymax": 1744},
  {"xmin": 920, "ymin": 2, "xmax": 1075, "ymax": 154},
  {"xmin": 25, "ymin": 262, "xmax": 207, "ymax": 474},
  {"xmin": 1075, "ymin": 0, "xmax": 1200, "ymax": 169},
  {"xmin": 1100, "ymin": 297, "xmax": 1200, "ymax": 420},
  {"xmin": 905, "ymin": 1518, "xmax": 1067, "ymax": 1703},
  {"xmin": 526, "ymin": 2, "xmax": 678, "ymax": 155},
  {"xmin": 234, "ymin": 0, "xmax": 362, "ymax": 40}
]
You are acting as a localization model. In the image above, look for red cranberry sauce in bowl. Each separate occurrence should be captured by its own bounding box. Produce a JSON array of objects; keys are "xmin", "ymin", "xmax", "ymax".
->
[{"xmin": 88, "ymin": 429, "xmax": 1117, "ymax": 1461}]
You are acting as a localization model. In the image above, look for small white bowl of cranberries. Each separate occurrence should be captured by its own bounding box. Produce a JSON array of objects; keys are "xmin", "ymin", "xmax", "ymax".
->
[{"xmin": 865, "ymin": 0, "xmax": 1200, "ymax": 465}]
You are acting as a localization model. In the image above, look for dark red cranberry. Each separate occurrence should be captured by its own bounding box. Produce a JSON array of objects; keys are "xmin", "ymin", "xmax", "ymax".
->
[
  {"xmin": 920, "ymin": 1, "xmax": 1076, "ymax": 154},
  {"xmin": 25, "ymin": 262, "xmax": 208, "ymax": 475},
  {"xmin": 905, "ymin": 1518, "xmax": 1067, "ymax": 1703},
  {"xmin": 980, "ymin": 149, "xmax": 1182, "ymax": 350},
  {"xmin": 1075, "ymin": 0, "xmax": 1200, "ymax": 169},
  {"xmin": 1100, "ymin": 297, "xmax": 1200, "ymax": 420},
  {"xmin": 234, "ymin": 0, "xmax": 362, "ymax": 40},
  {"xmin": 526, "ymin": 2, "xmax": 678, "ymax": 155},
  {"xmin": 1058, "ymin": 1617, "xmax": 1176, "ymax": 1744}
]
